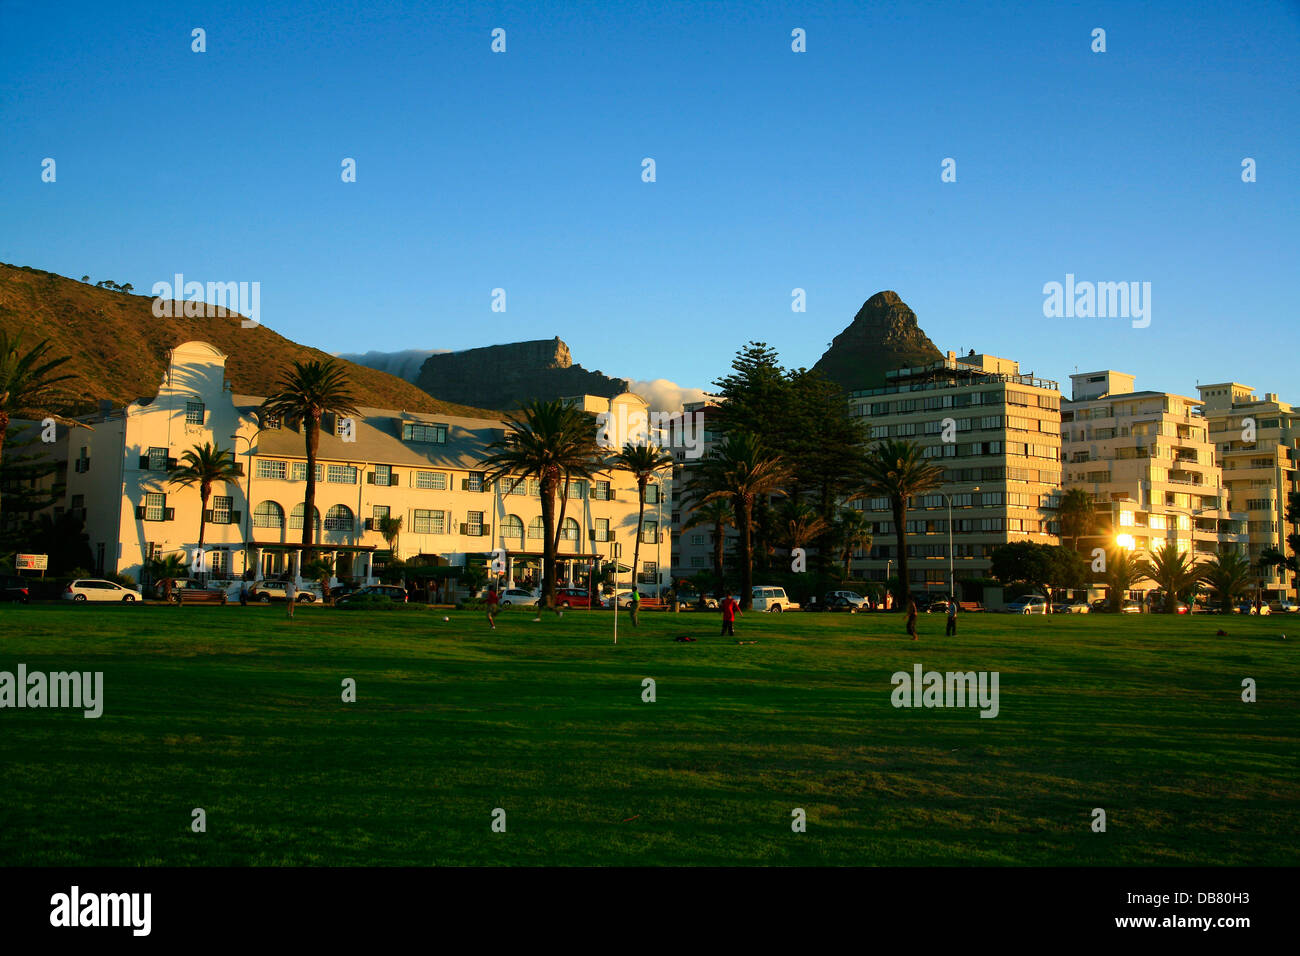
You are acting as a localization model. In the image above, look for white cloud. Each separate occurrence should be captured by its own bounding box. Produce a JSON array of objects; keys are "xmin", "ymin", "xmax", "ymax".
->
[
  {"xmin": 337, "ymin": 349, "xmax": 448, "ymax": 383},
  {"xmin": 628, "ymin": 378, "xmax": 710, "ymax": 414}
]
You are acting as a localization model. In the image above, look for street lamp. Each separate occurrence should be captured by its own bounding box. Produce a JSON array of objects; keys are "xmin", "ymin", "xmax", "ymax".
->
[
  {"xmin": 940, "ymin": 485, "xmax": 979, "ymax": 603},
  {"xmin": 231, "ymin": 426, "xmax": 262, "ymax": 583}
]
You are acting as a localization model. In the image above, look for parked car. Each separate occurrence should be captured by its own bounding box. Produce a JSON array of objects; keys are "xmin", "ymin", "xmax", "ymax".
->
[
  {"xmin": 1006, "ymin": 595, "xmax": 1049, "ymax": 614},
  {"xmin": 751, "ymin": 586, "xmax": 799, "ymax": 613},
  {"xmin": 555, "ymin": 587, "xmax": 595, "ymax": 609},
  {"xmin": 826, "ymin": 589, "xmax": 869, "ymax": 610},
  {"xmin": 248, "ymin": 579, "xmax": 319, "ymax": 603},
  {"xmin": 63, "ymin": 579, "xmax": 143, "ymax": 603},
  {"xmin": 923, "ymin": 596, "xmax": 952, "ymax": 614},
  {"xmin": 599, "ymin": 588, "xmax": 640, "ymax": 609},
  {"xmin": 1270, "ymin": 598, "xmax": 1300, "ymax": 613},
  {"xmin": 338, "ymin": 584, "xmax": 409, "ymax": 606},
  {"xmin": 496, "ymin": 587, "xmax": 539, "ymax": 607},
  {"xmin": 0, "ymin": 576, "xmax": 33, "ymax": 603},
  {"xmin": 1119, "ymin": 600, "xmax": 1142, "ymax": 614},
  {"xmin": 1234, "ymin": 602, "xmax": 1271, "ymax": 615},
  {"xmin": 1052, "ymin": 601, "xmax": 1090, "ymax": 614}
]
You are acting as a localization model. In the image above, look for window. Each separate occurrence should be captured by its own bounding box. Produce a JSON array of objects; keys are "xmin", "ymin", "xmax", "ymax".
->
[
  {"xmin": 290, "ymin": 503, "xmax": 321, "ymax": 533},
  {"xmin": 253, "ymin": 501, "xmax": 284, "ymax": 529},
  {"xmin": 148, "ymin": 446, "xmax": 169, "ymax": 471},
  {"xmin": 640, "ymin": 561, "xmax": 658, "ymax": 585},
  {"xmin": 263, "ymin": 413, "xmax": 281, "ymax": 429},
  {"xmin": 412, "ymin": 509, "xmax": 446, "ymax": 534},
  {"xmin": 209, "ymin": 550, "xmax": 229, "ymax": 576},
  {"xmin": 144, "ymin": 492, "xmax": 166, "ymax": 522},
  {"xmin": 324, "ymin": 505, "xmax": 354, "ymax": 532},
  {"xmin": 641, "ymin": 521, "xmax": 659, "ymax": 544},
  {"xmin": 256, "ymin": 459, "xmax": 287, "ymax": 480},
  {"xmin": 373, "ymin": 465, "xmax": 394, "ymax": 487},
  {"xmin": 645, "ymin": 483, "xmax": 660, "ymax": 504},
  {"xmin": 416, "ymin": 471, "xmax": 447, "ymax": 490},
  {"xmin": 567, "ymin": 480, "xmax": 585, "ymax": 499},
  {"xmin": 70, "ymin": 494, "xmax": 85, "ymax": 512},
  {"xmin": 528, "ymin": 516, "xmax": 545, "ymax": 540},
  {"xmin": 185, "ymin": 401, "xmax": 205, "ymax": 425},
  {"xmin": 326, "ymin": 464, "xmax": 358, "ymax": 485},
  {"xmin": 594, "ymin": 518, "xmax": 611, "ymax": 542},
  {"xmin": 690, "ymin": 556, "xmax": 708, "ymax": 568},
  {"xmin": 560, "ymin": 517, "xmax": 579, "ymax": 542},
  {"xmin": 592, "ymin": 480, "xmax": 611, "ymax": 500},
  {"xmin": 373, "ymin": 505, "xmax": 390, "ymax": 523},
  {"xmin": 211, "ymin": 495, "xmax": 232, "ymax": 524},
  {"xmin": 403, "ymin": 422, "xmax": 447, "ymax": 443},
  {"xmin": 291, "ymin": 462, "xmax": 324, "ymax": 482},
  {"xmin": 465, "ymin": 472, "xmax": 484, "ymax": 493},
  {"xmin": 466, "ymin": 511, "xmax": 485, "ymax": 536},
  {"xmin": 691, "ymin": 533, "xmax": 704, "ymax": 545},
  {"xmin": 502, "ymin": 515, "xmax": 524, "ymax": 539}
]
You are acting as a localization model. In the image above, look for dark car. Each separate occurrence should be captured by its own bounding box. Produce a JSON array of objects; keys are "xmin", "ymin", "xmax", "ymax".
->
[
  {"xmin": 337, "ymin": 584, "xmax": 409, "ymax": 606},
  {"xmin": 0, "ymin": 576, "xmax": 32, "ymax": 603}
]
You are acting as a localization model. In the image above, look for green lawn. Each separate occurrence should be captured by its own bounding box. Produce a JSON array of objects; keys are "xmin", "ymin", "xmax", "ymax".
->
[{"xmin": 0, "ymin": 603, "xmax": 1296, "ymax": 866}]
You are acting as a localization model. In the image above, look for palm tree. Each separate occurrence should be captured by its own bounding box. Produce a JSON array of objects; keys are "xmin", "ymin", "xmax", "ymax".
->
[
  {"xmin": 782, "ymin": 499, "xmax": 829, "ymax": 556},
  {"xmin": 610, "ymin": 442, "xmax": 674, "ymax": 595},
  {"xmin": 168, "ymin": 442, "xmax": 242, "ymax": 568},
  {"xmin": 860, "ymin": 440, "xmax": 944, "ymax": 610},
  {"xmin": 1102, "ymin": 547, "xmax": 1147, "ymax": 611},
  {"xmin": 260, "ymin": 359, "xmax": 359, "ymax": 552},
  {"xmin": 1139, "ymin": 542, "xmax": 1205, "ymax": 613},
  {"xmin": 1202, "ymin": 549, "xmax": 1253, "ymax": 612},
  {"xmin": 145, "ymin": 552, "xmax": 189, "ymax": 602},
  {"xmin": 481, "ymin": 399, "xmax": 602, "ymax": 610},
  {"xmin": 378, "ymin": 514, "xmax": 403, "ymax": 558},
  {"xmin": 0, "ymin": 332, "xmax": 77, "ymax": 516},
  {"xmin": 682, "ymin": 497, "xmax": 733, "ymax": 598},
  {"xmin": 302, "ymin": 557, "xmax": 334, "ymax": 605},
  {"xmin": 1058, "ymin": 487, "xmax": 1096, "ymax": 551},
  {"xmin": 835, "ymin": 508, "xmax": 874, "ymax": 581},
  {"xmin": 687, "ymin": 431, "xmax": 790, "ymax": 610}
]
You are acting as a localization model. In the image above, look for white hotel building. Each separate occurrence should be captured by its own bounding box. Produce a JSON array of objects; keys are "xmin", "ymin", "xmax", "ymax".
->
[{"xmin": 57, "ymin": 341, "xmax": 666, "ymax": 590}]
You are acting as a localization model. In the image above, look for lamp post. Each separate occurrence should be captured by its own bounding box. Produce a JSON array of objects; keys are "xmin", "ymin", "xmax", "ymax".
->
[
  {"xmin": 230, "ymin": 427, "xmax": 261, "ymax": 584},
  {"xmin": 940, "ymin": 485, "xmax": 978, "ymax": 604},
  {"xmin": 655, "ymin": 471, "xmax": 665, "ymax": 601}
]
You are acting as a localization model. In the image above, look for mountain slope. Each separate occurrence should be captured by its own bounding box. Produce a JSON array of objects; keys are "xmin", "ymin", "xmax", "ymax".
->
[
  {"xmin": 0, "ymin": 264, "xmax": 495, "ymax": 416},
  {"xmin": 812, "ymin": 291, "xmax": 943, "ymax": 391}
]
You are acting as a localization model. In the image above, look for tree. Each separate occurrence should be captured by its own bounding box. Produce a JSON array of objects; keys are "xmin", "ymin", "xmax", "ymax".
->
[
  {"xmin": 167, "ymin": 442, "xmax": 242, "ymax": 570},
  {"xmin": 834, "ymin": 508, "xmax": 873, "ymax": 581},
  {"xmin": 1139, "ymin": 542, "xmax": 1205, "ymax": 613},
  {"xmin": 1058, "ymin": 488, "xmax": 1096, "ymax": 551},
  {"xmin": 30, "ymin": 510, "xmax": 92, "ymax": 575},
  {"xmin": 481, "ymin": 399, "xmax": 602, "ymax": 610},
  {"xmin": 781, "ymin": 499, "xmax": 829, "ymax": 554},
  {"xmin": 1202, "ymin": 549, "xmax": 1253, "ymax": 612},
  {"xmin": 990, "ymin": 541, "xmax": 1087, "ymax": 603},
  {"xmin": 302, "ymin": 557, "xmax": 334, "ymax": 605},
  {"xmin": 378, "ymin": 515, "xmax": 403, "ymax": 557},
  {"xmin": 682, "ymin": 497, "xmax": 733, "ymax": 598},
  {"xmin": 0, "ymin": 332, "xmax": 76, "ymax": 516},
  {"xmin": 609, "ymin": 442, "xmax": 674, "ymax": 593},
  {"xmin": 145, "ymin": 553, "xmax": 189, "ymax": 602},
  {"xmin": 1259, "ymin": 491, "xmax": 1300, "ymax": 587},
  {"xmin": 686, "ymin": 431, "xmax": 791, "ymax": 610},
  {"xmin": 860, "ymin": 440, "xmax": 944, "ymax": 610},
  {"xmin": 80, "ymin": 276, "xmax": 90, "ymax": 283},
  {"xmin": 260, "ymin": 359, "xmax": 359, "ymax": 553},
  {"xmin": 1102, "ymin": 548, "xmax": 1147, "ymax": 611}
]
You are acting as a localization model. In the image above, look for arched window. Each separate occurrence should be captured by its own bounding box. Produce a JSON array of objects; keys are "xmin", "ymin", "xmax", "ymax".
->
[
  {"xmin": 324, "ymin": 504, "xmax": 354, "ymax": 532},
  {"xmin": 290, "ymin": 503, "xmax": 321, "ymax": 534},
  {"xmin": 527, "ymin": 516, "xmax": 544, "ymax": 540},
  {"xmin": 502, "ymin": 515, "xmax": 524, "ymax": 539},
  {"xmin": 561, "ymin": 517, "xmax": 580, "ymax": 542},
  {"xmin": 253, "ymin": 501, "xmax": 284, "ymax": 529}
]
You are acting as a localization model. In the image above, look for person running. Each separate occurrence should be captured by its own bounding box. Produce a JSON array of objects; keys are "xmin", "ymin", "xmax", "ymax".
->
[
  {"xmin": 285, "ymin": 578, "xmax": 297, "ymax": 620},
  {"xmin": 946, "ymin": 598, "xmax": 958, "ymax": 636},
  {"xmin": 486, "ymin": 586, "xmax": 500, "ymax": 630},
  {"xmin": 720, "ymin": 594, "xmax": 740, "ymax": 637},
  {"xmin": 628, "ymin": 588, "xmax": 640, "ymax": 627},
  {"xmin": 906, "ymin": 597, "xmax": 918, "ymax": 641}
]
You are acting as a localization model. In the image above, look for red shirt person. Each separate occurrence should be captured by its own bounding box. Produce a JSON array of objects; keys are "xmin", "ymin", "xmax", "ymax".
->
[{"xmin": 720, "ymin": 595, "xmax": 740, "ymax": 636}]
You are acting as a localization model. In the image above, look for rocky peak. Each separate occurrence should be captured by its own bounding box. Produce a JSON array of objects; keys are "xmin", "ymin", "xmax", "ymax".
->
[{"xmin": 812, "ymin": 292, "xmax": 943, "ymax": 391}]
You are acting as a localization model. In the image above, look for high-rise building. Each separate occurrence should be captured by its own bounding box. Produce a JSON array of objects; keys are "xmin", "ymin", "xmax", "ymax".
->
[
  {"xmin": 848, "ymin": 351, "xmax": 1064, "ymax": 596},
  {"xmin": 1196, "ymin": 382, "xmax": 1299, "ymax": 601},
  {"xmin": 1061, "ymin": 371, "xmax": 1249, "ymax": 571}
]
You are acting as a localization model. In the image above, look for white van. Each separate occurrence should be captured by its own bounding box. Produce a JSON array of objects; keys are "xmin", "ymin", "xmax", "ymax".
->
[{"xmin": 751, "ymin": 586, "xmax": 799, "ymax": 613}]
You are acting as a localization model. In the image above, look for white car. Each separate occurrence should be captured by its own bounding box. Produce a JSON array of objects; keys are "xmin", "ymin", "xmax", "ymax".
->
[
  {"xmin": 497, "ymin": 588, "xmax": 540, "ymax": 607},
  {"xmin": 1006, "ymin": 595, "xmax": 1049, "ymax": 614},
  {"xmin": 64, "ymin": 579, "xmax": 143, "ymax": 603},
  {"xmin": 600, "ymin": 588, "xmax": 642, "ymax": 609},
  {"xmin": 826, "ymin": 589, "xmax": 868, "ymax": 609},
  {"xmin": 249, "ymin": 579, "xmax": 321, "ymax": 603},
  {"xmin": 751, "ymin": 586, "xmax": 799, "ymax": 613}
]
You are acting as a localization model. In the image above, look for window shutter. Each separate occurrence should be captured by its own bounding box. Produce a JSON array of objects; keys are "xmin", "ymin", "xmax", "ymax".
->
[
  {"xmin": 459, "ymin": 523, "xmax": 468, "ymax": 535},
  {"xmin": 166, "ymin": 457, "xmax": 178, "ymax": 470},
  {"xmin": 204, "ymin": 509, "xmax": 214, "ymax": 522},
  {"xmin": 139, "ymin": 455, "xmax": 149, "ymax": 469},
  {"xmin": 483, "ymin": 524, "xmax": 491, "ymax": 537},
  {"xmin": 164, "ymin": 508, "xmax": 176, "ymax": 520},
  {"xmin": 461, "ymin": 478, "xmax": 469, "ymax": 490},
  {"xmin": 367, "ymin": 471, "xmax": 375, "ymax": 484},
  {"xmin": 364, "ymin": 518, "xmax": 374, "ymax": 531},
  {"xmin": 135, "ymin": 506, "xmax": 146, "ymax": 519},
  {"xmin": 389, "ymin": 471, "xmax": 398, "ymax": 485},
  {"xmin": 230, "ymin": 511, "xmax": 241, "ymax": 525},
  {"xmin": 232, "ymin": 463, "xmax": 245, "ymax": 477}
]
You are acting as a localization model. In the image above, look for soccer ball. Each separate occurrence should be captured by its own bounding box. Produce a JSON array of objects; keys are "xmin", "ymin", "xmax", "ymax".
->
[{"xmin": 443, "ymin": 616, "xmax": 450, "ymax": 622}]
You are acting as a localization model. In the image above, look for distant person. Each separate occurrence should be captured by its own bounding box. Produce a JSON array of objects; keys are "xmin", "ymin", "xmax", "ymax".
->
[
  {"xmin": 628, "ymin": 588, "xmax": 640, "ymax": 627},
  {"xmin": 906, "ymin": 598, "xmax": 918, "ymax": 641},
  {"xmin": 720, "ymin": 595, "xmax": 740, "ymax": 637},
  {"xmin": 285, "ymin": 578, "xmax": 297, "ymax": 620},
  {"xmin": 486, "ymin": 586, "xmax": 499, "ymax": 630},
  {"xmin": 946, "ymin": 599, "xmax": 957, "ymax": 636}
]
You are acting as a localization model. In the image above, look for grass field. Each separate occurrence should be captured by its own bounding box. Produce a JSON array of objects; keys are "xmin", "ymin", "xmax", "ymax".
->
[{"xmin": 0, "ymin": 603, "xmax": 1296, "ymax": 866}]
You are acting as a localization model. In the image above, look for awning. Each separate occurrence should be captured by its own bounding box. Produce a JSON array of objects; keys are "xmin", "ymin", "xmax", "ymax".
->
[{"xmin": 250, "ymin": 542, "xmax": 378, "ymax": 552}]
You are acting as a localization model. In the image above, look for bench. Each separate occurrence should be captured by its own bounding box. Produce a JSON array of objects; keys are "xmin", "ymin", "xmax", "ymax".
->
[
  {"xmin": 178, "ymin": 589, "xmax": 229, "ymax": 605},
  {"xmin": 958, "ymin": 601, "xmax": 985, "ymax": 613}
]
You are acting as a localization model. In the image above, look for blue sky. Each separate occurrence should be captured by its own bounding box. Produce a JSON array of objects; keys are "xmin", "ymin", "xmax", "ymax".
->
[{"xmin": 2, "ymin": 0, "xmax": 1298, "ymax": 402}]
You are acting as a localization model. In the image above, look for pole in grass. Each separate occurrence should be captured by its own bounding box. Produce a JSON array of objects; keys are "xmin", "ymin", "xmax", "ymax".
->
[{"xmin": 613, "ymin": 541, "xmax": 622, "ymax": 645}]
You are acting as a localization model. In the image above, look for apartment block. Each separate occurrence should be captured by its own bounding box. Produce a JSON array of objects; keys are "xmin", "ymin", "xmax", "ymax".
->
[
  {"xmin": 56, "ymin": 341, "xmax": 660, "ymax": 591},
  {"xmin": 1061, "ymin": 371, "xmax": 1249, "ymax": 569},
  {"xmin": 848, "ymin": 351, "xmax": 1064, "ymax": 595},
  {"xmin": 1196, "ymin": 382, "xmax": 1300, "ymax": 600}
]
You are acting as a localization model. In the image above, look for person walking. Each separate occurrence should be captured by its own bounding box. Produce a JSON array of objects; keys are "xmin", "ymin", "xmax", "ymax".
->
[
  {"xmin": 906, "ymin": 597, "xmax": 918, "ymax": 641},
  {"xmin": 285, "ymin": 578, "xmax": 297, "ymax": 620},
  {"xmin": 486, "ymin": 585, "xmax": 500, "ymax": 630},
  {"xmin": 720, "ymin": 594, "xmax": 740, "ymax": 637},
  {"xmin": 628, "ymin": 588, "xmax": 640, "ymax": 627},
  {"xmin": 945, "ymin": 598, "xmax": 958, "ymax": 636}
]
